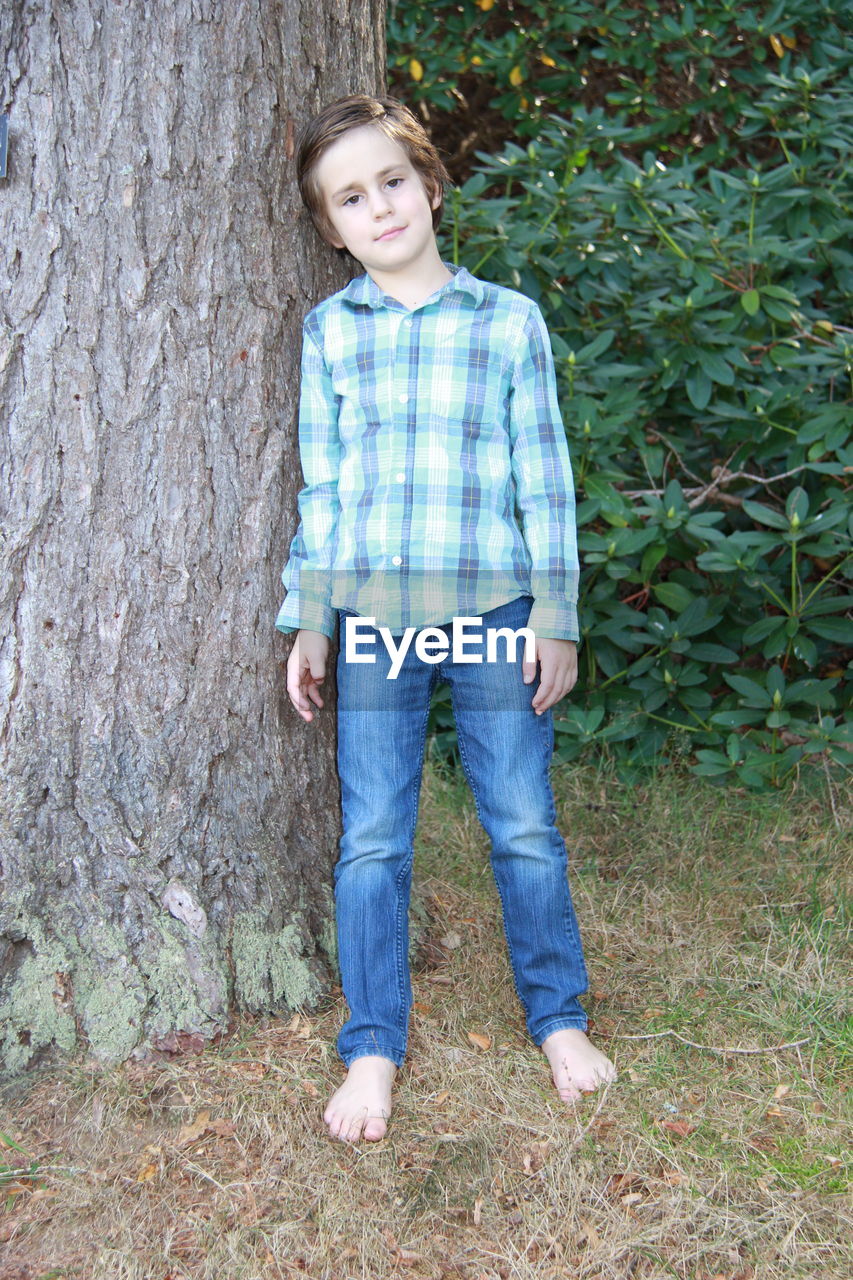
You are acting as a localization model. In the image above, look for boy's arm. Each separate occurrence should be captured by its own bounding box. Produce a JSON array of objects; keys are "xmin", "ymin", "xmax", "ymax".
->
[
  {"xmin": 507, "ymin": 303, "xmax": 580, "ymax": 645},
  {"xmin": 275, "ymin": 321, "xmax": 341, "ymax": 640}
]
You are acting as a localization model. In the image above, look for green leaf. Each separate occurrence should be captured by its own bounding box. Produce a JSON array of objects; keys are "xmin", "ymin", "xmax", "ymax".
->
[
  {"xmin": 690, "ymin": 642, "xmax": 739, "ymax": 663},
  {"xmin": 651, "ymin": 582, "xmax": 695, "ymax": 612},
  {"xmin": 741, "ymin": 289, "xmax": 761, "ymax": 315},
  {"xmin": 710, "ymin": 709, "xmax": 765, "ymax": 728},
  {"xmin": 698, "ymin": 350, "xmax": 735, "ymax": 385},
  {"xmin": 577, "ymin": 330, "xmax": 617, "ymax": 362},
  {"xmin": 725, "ymin": 673, "xmax": 772, "ymax": 706},
  {"xmin": 743, "ymin": 616, "xmax": 787, "ymax": 644},
  {"xmin": 807, "ymin": 617, "xmax": 853, "ymax": 643},
  {"xmin": 684, "ymin": 368, "xmax": 712, "ymax": 410},
  {"xmin": 785, "ymin": 486, "xmax": 809, "ymax": 526},
  {"xmin": 742, "ymin": 499, "xmax": 790, "ymax": 530}
]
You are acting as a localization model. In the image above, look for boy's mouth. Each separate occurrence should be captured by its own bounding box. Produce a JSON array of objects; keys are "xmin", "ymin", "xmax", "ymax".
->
[{"xmin": 375, "ymin": 226, "xmax": 405, "ymax": 241}]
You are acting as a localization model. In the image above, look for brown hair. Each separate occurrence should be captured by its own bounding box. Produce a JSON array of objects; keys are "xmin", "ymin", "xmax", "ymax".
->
[{"xmin": 296, "ymin": 95, "xmax": 451, "ymax": 244}]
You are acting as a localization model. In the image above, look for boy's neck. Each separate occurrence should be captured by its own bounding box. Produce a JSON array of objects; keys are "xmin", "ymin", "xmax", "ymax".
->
[{"xmin": 364, "ymin": 255, "xmax": 454, "ymax": 312}]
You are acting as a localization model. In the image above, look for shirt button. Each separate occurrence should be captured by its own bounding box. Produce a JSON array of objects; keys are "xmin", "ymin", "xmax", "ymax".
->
[
  {"xmin": 395, "ymin": 472, "xmax": 406, "ymax": 482},
  {"xmin": 398, "ymin": 393, "xmax": 409, "ymax": 404},
  {"xmin": 391, "ymin": 555, "xmax": 403, "ymax": 566}
]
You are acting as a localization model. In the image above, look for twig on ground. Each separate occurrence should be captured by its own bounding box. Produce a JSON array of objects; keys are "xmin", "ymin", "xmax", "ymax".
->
[
  {"xmin": 610, "ymin": 1029, "xmax": 811, "ymax": 1055},
  {"xmin": 821, "ymin": 756, "xmax": 844, "ymax": 832}
]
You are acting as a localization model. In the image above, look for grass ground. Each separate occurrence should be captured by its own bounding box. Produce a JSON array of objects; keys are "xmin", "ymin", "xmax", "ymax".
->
[{"xmin": 1, "ymin": 761, "xmax": 850, "ymax": 1280}]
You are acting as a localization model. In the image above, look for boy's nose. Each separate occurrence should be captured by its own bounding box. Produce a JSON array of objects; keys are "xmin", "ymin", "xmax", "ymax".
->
[{"xmin": 369, "ymin": 189, "xmax": 393, "ymax": 217}]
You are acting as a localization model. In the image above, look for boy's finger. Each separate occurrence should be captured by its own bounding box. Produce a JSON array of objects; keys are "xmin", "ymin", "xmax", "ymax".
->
[
  {"xmin": 522, "ymin": 659, "xmax": 537, "ymax": 684},
  {"xmin": 286, "ymin": 666, "xmax": 316, "ymax": 722},
  {"xmin": 288, "ymin": 690, "xmax": 314, "ymax": 723},
  {"xmin": 308, "ymin": 661, "xmax": 326, "ymax": 682},
  {"xmin": 532, "ymin": 675, "xmax": 556, "ymax": 712}
]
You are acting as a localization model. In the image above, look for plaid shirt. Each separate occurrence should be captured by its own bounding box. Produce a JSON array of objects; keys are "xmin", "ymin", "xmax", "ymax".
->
[{"xmin": 276, "ymin": 264, "xmax": 579, "ymax": 640}]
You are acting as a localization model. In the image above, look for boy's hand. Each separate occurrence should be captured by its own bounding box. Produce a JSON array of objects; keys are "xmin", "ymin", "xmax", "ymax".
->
[
  {"xmin": 523, "ymin": 638, "xmax": 578, "ymax": 715},
  {"xmin": 287, "ymin": 629, "xmax": 330, "ymax": 722}
]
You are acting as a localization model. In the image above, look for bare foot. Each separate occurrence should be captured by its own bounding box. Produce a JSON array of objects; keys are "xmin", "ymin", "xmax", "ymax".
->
[
  {"xmin": 323, "ymin": 1055, "xmax": 397, "ymax": 1142},
  {"xmin": 541, "ymin": 1028, "xmax": 616, "ymax": 1101}
]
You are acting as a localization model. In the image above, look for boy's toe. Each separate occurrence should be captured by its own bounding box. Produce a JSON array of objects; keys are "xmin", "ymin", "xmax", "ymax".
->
[{"xmin": 363, "ymin": 1114, "xmax": 388, "ymax": 1141}]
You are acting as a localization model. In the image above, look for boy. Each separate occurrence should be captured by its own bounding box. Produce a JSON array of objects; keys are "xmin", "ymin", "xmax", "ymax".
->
[{"xmin": 277, "ymin": 95, "xmax": 616, "ymax": 1143}]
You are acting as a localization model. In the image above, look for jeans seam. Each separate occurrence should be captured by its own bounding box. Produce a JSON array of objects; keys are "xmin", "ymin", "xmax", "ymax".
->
[
  {"xmin": 454, "ymin": 687, "xmax": 588, "ymax": 1038},
  {"xmin": 533, "ymin": 1014, "xmax": 589, "ymax": 1044},
  {"xmin": 391, "ymin": 664, "xmax": 437, "ymax": 1045},
  {"xmin": 342, "ymin": 1042, "xmax": 407, "ymax": 1068},
  {"xmin": 454, "ymin": 708, "xmax": 536, "ymax": 1027}
]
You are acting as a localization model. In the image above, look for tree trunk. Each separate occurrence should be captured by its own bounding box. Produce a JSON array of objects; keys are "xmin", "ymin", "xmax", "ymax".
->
[{"xmin": 0, "ymin": 0, "xmax": 385, "ymax": 1073}]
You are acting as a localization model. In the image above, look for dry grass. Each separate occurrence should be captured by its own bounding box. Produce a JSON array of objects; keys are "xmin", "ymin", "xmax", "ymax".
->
[{"xmin": 1, "ymin": 762, "xmax": 850, "ymax": 1280}]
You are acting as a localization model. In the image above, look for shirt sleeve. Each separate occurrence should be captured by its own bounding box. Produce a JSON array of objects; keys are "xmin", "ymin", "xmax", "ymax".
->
[
  {"xmin": 507, "ymin": 303, "xmax": 580, "ymax": 642},
  {"xmin": 275, "ymin": 320, "xmax": 342, "ymax": 639}
]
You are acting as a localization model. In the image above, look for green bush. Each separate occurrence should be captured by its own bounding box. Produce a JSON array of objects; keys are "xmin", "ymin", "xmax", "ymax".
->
[
  {"xmin": 389, "ymin": 2, "xmax": 852, "ymax": 787},
  {"xmin": 389, "ymin": 0, "xmax": 850, "ymax": 176}
]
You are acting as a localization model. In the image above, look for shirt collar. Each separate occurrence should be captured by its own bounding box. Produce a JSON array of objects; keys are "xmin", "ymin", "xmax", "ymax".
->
[{"xmin": 340, "ymin": 262, "xmax": 484, "ymax": 312}]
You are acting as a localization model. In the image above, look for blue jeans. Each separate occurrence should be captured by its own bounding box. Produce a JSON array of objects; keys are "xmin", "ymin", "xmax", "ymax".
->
[{"xmin": 334, "ymin": 595, "xmax": 589, "ymax": 1068}]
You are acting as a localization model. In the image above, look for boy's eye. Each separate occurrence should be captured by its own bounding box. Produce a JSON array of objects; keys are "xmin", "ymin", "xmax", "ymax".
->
[
  {"xmin": 342, "ymin": 193, "xmax": 361, "ymax": 206},
  {"xmin": 386, "ymin": 177, "xmax": 402, "ymax": 189}
]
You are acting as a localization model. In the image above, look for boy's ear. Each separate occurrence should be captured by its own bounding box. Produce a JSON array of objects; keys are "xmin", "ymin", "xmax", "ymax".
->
[{"xmin": 429, "ymin": 183, "xmax": 442, "ymax": 212}]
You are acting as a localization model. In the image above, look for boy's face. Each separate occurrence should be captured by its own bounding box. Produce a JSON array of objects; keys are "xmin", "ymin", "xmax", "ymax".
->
[{"xmin": 313, "ymin": 125, "xmax": 442, "ymax": 280}]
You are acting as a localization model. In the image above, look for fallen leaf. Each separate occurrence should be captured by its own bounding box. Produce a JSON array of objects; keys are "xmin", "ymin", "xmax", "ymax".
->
[
  {"xmin": 606, "ymin": 1172, "xmax": 644, "ymax": 1198},
  {"xmin": 621, "ymin": 1192, "xmax": 643, "ymax": 1206},
  {"xmin": 303, "ymin": 1081, "xmax": 319, "ymax": 1098},
  {"xmin": 773, "ymin": 1084, "xmax": 791, "ymax": 1100},
  {"xmin": 765, "ymin": 1106, "xmax": 783, "ymax": 1117},
  {"xmin": 441, "ymin": 931, "xmax": 462, "ymax": 950},
  {"xmin": 208, "ymin": 1119, "xmax": 237, "ymax": 1137},
  {"xmin": 434, "ymin": 1090, "xmax": 450, "ymax": 1105},
  {"xmin": 413, "ymin": 1001, "xmax": 432, "ymax": 1014},
  {"xmin": 136, "ymin": 1162, "xmax": 158, "ymax": 1182},
  {"xmin": 177, "ymin": 1111, "xmax": 211, "ymax": 1145},
  {"xmin": 660, "ymin": 1170, "xmax": 685, "ymax": 1185},
  {"xmin": 473, "ymin": 1195, "xmax": 483, "ymax": 1225},
  {"xmin": 662, "ymin": 1119, "xmax": 696, "ymax": 1138},
  {"xmin": 233, "ymin": 1061, "xmax": 267, "ymax": 1080},
  {"xmin": 467, "ymin": 1032, "xmax": 492, "ymax": 1051},
  {"xmin": 577, "ymin": 1218, "xmax": 601, "ymax": 1249}
]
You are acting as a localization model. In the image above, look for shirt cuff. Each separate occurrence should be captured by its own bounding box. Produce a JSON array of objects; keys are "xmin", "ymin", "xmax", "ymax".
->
[
  {"xmin": 527, "ymin": 598, "xmax": 579, "ymax": 643},
  {"xmin": 275, "ymin": 593, "xmax": 337, "ymax": 639}
]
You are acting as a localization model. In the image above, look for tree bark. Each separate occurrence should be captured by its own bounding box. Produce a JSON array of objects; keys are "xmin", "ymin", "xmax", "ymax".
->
[{"xmin": 0, "ymin": 0, "xmax": 385, "ymax": 1073}]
